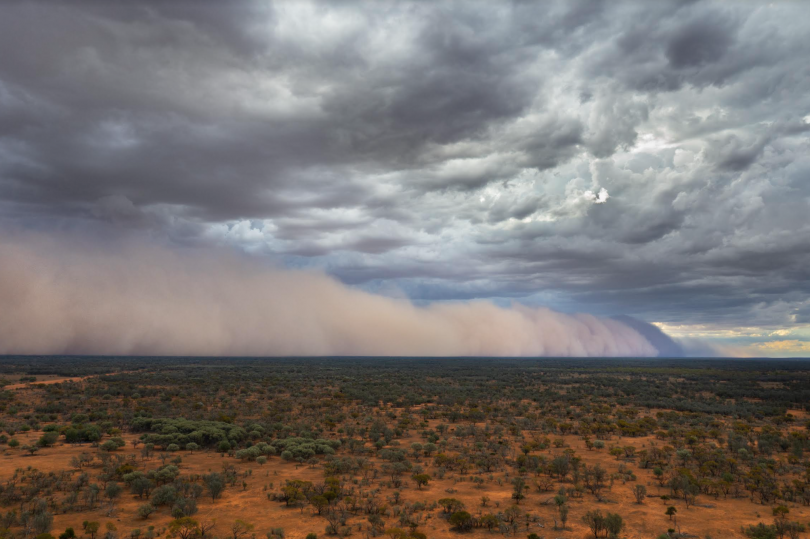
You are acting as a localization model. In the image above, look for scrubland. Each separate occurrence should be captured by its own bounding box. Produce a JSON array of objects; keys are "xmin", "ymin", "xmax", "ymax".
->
[{"xmin": 0, "ymin": 358, "xmax": 807, "ymax": 539}]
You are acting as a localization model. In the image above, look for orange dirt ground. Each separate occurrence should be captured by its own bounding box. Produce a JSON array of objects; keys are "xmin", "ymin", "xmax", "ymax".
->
[{"xmin": 1, "ymin": 426, "xmax": 806, "ymax": 539}]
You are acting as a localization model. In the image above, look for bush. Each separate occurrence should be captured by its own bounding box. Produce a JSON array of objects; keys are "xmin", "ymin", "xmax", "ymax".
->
[
  {"xmin": 37, "ymin": 432, "xmax": 59, "ymax": 448},
  {"xmin": 448, "ymin": 512, "xmax": 473, "ymax": 532},
  {"xmin": 150, "ymin": 485, "xmax": 177, "ymax": 507},
  {"xmin": 743, "ymin": 524, "xmax": 777, "ymax": 539},
  {"xmin": 137, "ymin": 505, "xmax": 155, "ymax": 520}
]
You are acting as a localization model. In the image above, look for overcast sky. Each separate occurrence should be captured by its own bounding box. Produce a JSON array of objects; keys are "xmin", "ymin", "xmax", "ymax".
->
[{"xmin": 1, "ymin": 0, "xmax": 809, "ymax": 356}]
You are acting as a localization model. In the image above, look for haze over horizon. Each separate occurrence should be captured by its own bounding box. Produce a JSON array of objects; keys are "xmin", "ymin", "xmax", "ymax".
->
[{"xmin": 1, "ymin": 1, "xmax": 809, "ymax": 356}]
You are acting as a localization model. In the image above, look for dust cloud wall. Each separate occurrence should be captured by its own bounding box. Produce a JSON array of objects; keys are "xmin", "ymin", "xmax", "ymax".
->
[{"xmin": 0, "ymin": 235, "xmax": 658, "ymax": 357}]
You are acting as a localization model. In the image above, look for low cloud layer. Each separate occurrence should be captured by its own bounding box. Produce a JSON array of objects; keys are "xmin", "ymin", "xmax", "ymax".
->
[{"xmin": 0, "ymin": 235, "xmax": 657, "ymax": 357}]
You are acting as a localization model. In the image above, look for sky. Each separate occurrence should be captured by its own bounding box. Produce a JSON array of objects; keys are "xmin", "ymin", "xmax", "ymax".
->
[{"xmin": 1, "ymin": 0, "xmax": 809, "ymax": 356}]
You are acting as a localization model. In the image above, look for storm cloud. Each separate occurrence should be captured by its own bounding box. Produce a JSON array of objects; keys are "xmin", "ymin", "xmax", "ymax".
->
[{"xmin": 0, "ymin": 1, "xmax": 809, "ymax": 354}]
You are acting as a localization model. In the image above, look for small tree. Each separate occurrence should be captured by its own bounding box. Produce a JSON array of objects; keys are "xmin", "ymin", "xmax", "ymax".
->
[
  {"xmin": 38, "ymin": 432, "xmax": 59, "ymax": 448},
  {"xmin": 448, "ymin": 512, "xmax": 473, "ymax": 532},
  {"xmin": 137, "ymin": 505, "xmax": 155, "ymax": 520},
  {"xmin": 633, "ymin": 484, "xmax": 647, "ymax": 504},
  {"xmin": 22, "ymin": 444, "xmax": 39, "ymax": 455},
  {"xmin": 604, "ymin": 513, "xmax": 623, "ymax": 538},
  {"xmin": 654, "ymin": 467, "xmax": 665, "ymax": 486},
  {"xmin": 503, "ymin": 505, "xmax": 521, "ymax": 525},
  {"xmin": 511, "ymin": 477, "xmax": 527, "ymax": 503},
  {"xmin": 168, "ymin": 518, "xmax": 199, "ymax": 539},
  {"xmin": 309, "ymin": 496, "xmax": 328, "ymax": 516},
  {"xmin": 204, "ymin": 473, "xmax": 225, "ymax": 502},
  {"xmin": 85, "ymin": 522, "xmax": 101, "ymax": 539},
  {"xmin": 666, "ymin": 506, "xmax": 677, "ymax": 521},
  {"xmin": 106, "ymin": 483, "xmax": 123, "ymax": 504},
  {"xmin": 231, "ymin": 520, "xmax": 254, "ymax": 539},
  {"xmin": 479, "ymin": 515, "xmax": 498, "ymax": 531},
  {"xmin": 558, "ymin": 504, "xmax": 569, "ymax": 530},
  {"xmin": 582, "ymin": 510, "xmax": 604, "ymax": 539},
  {"xmin": 773, "ymin": 506, "xmax": 789, "ymax": 538},
  {"xmin": 438, "ymin": 498, "xmax": 465, "ymax": 514},
  {"xmin": 412, "ymin": 474, "xmax": 430, "ymax": 490}
]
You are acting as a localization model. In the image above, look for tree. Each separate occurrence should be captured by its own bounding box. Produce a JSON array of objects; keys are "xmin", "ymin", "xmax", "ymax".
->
[
  {"xmin": 168, "ymin": 518, "xmax": 199, "ymax": 539},
  {"xmin": 230, "ymin": 520, "xmax": 254, "ymax": 539},
  {"xmin": 438, "ymin": 498, "xmax": 465, "ymax": 514},
  {"xmin": 324, "ymin": 506, "xmax": 347, "ymax": 535},
  {"xmin": 785, "ymin": 522, "xmax": 806, "ymax": 539},
  {"xmin": 412, "ymin": 474, "xmax": 430, "ymax": 490},
  {"xmin": 448, "ymin": 512, "xmax": 473, "ymax": 532},
  {"xmin": 278, "ymin": 480, "xmax": 309, "ymax": 507},
  {"xmin": 105, "ymin": 483, "xmax": 123, "ymax": 504},
  {"xmin": 511, "ymin": 477, "xmax": 526, "ymax": 503},
  {"xmin": 84, "ymin": 485, "xmax": 101, "ymax": 509},
  {"xmin": 503, "ymin": 505, "xmax": 521, "ymax": 525},
  {"xmin": 199, "ymin": 521, "xmax": 216, "ymax": 539},
  {"xmin": 582, "ymin": 510, "xmax": 605, "ymax": 539},
  {"xmin": 173, "ymin": 498, "xmax": 198, "ymax": 518},
  {"xmin": 131, "ymin": 477, "xmax": 155, "ymax": 499},
  {"xmin": 743, "ymin": 523, "xmax": 778, "ymax": 539},
  {"xmin": 22, "ymin": 444, "xmax": 39, "ymax": 455},
  {"xmin": 604, "ymin": 513, "xmax": 623, "ymax": 538},
  {"xmin": 100, "ymin": 440, "xmax": 121, "ymax": 452},
  {"xmin": 550, "ymin": 455, "xmax": 570, "ymax": 480},
  {"xmin": 204, "ymin": 473, "xmax": 225, "ymax": 502},
  {"xmin": 137, "ymin": 505, "xmax": 155, "ymax": 520},
  {"xmin": 384, "ymin": 528, "xmax": 407, "ymax": 539},
  {"xmin": 32, "ymin": 511, "xmax": 54, "ymax": 535},
  {"xmin": 654, "ymin": 467, "xmax": 665, "ymax": 486},
  {"xmin": 633, "ymin": 484, "xmax": 647, "ymax": 504},
  {"xmin": 382, "ymin": 462, "xmax": 412, "ymax": 488},
  {"xmin": 773, "ymin": 506, "xmax": 790, "ymax": 539},
  {"xmin": 479, "ymin": 515, "xmax": 499, "ymax": 531},
  {"xmin": 583, "ymin": 464, "xmax": 607, "ymax": 499},
  {"xmin": 309, "ymin": 496, "xmax": 328, "ymax": 516},
  {"xmin": 665, "ymin": 506, "xmax": 677, "ymax": 521},
  {"xmin": 558, "ymin": 505, "xmax": 569, "ymax": 530},
  {"xmin": 84, "ymin": 522, "xmax": 100, "ymax": 539},
  {"xmin": 150, "ymin": 485, "xmax": 178, "ymax": 507},
  {"xmin": 37, "ymin": 432, "xmax": 59, "ymax": 448}
]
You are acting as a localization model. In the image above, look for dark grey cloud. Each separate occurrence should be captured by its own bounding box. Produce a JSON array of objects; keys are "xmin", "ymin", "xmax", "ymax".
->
[
  {"xmin": 1, "ymin": 0, "xmax": 809, "ymax": 353},
  {"xmin": 665, "ymin": 11, "xmax": 737, "ymax": 69}
]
